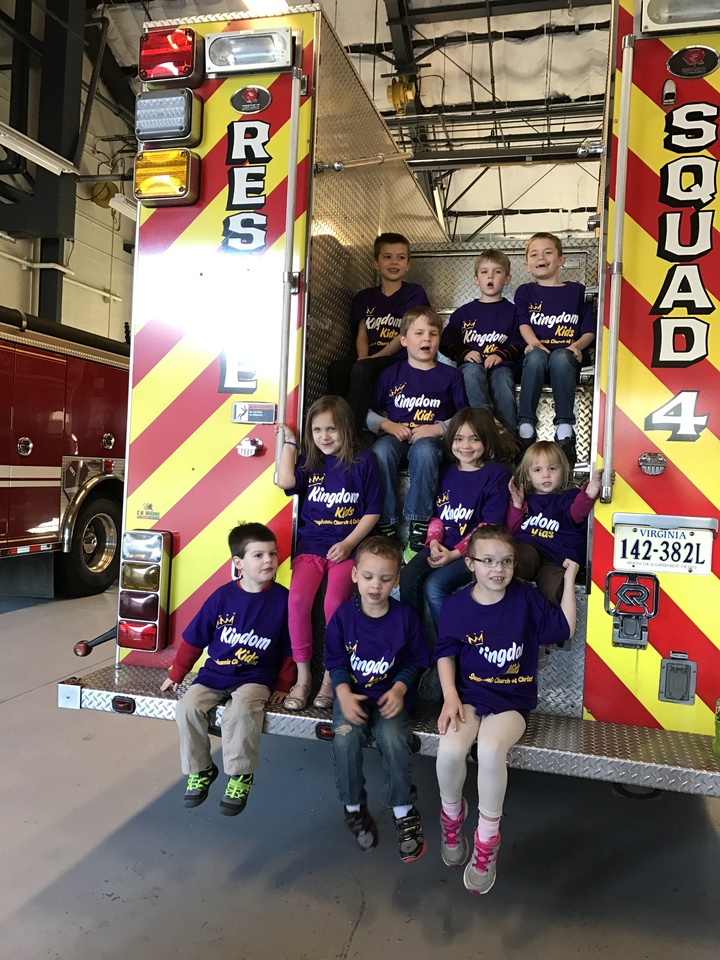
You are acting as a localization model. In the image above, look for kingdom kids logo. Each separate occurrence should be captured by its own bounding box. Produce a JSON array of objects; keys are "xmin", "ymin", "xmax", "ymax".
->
[
  {"xmin": 644, "ymin": 97, "xmax": 718, "ymax": 440},
  {"xmin": 136, "ymin": 502, "xmax": 160, "ymax": 521}
]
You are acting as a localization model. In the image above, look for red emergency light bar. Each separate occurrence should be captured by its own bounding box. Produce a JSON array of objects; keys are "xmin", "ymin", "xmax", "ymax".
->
[{"xmin": 139, "ymin": 27, "xmax": 203, "ymax": 86}]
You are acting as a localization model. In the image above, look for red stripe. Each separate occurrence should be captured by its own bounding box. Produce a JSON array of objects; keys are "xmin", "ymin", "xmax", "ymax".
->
[
  {"xmin": 584, "ymin": 644, "xmax": 661, "ymax": 726},
  {"xmin": 591, "ymin": 522, "xmax": 720, "ymax": 712},
  {"xmin": 130, "ymin": 319, "xmax": 186, "ymax": 389}
]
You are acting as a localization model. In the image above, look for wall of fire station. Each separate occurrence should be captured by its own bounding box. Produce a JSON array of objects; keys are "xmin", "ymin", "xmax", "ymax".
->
[{"xmin": 0, "ymin": 50, "xmax": 133, "ymax": 345}]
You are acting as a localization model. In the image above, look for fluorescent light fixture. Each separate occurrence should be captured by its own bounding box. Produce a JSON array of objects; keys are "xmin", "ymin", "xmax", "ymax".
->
[
  {"xmin": 643, "ymin": 0, "xmax": 720, "ymax": 31},
  {"xmin": 109, "ymin": 194, "xmax": 138, "ymax": 222},
  {"xmin": 0, "ymin": 121, "xmax": 79, "ymax": 176}
]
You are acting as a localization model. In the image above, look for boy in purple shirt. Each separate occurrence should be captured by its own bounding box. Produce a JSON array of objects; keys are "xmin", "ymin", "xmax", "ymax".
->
[
  {"xmin": 161, "ymin": 523, "xmax": 294, "ymax": 816},
  {"xmin": 515, "ymin": 233, "xmax": 596, "ymax": 466},
  {"xmin": 440, "ymin": 249, "xmax": 523, "ymax": 433},
  {"xmin": 327, "ymin": 232, "xmax": 430, "ymax": 432},
  {"xmin": 325, "ymin": 536, "xmax": 430, "ymax": 862},
  {"xmin": 367, "ymin": 307, "xmax": 467, "ymax": 559}
]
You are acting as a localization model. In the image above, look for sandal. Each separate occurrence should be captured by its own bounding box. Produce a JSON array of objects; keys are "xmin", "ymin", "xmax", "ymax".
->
[
  {"xmin": 284, "ymin": 682, "xmax": 310, "ymax": 711},
  {"xmin": 313, "ymin": 681, "xmax": 334, "ymax": 711}
]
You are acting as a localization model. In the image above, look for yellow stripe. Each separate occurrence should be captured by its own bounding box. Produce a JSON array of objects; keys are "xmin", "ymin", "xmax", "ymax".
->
[{"xmin": 168, "ymin": 461, "xmax": 290, "ymax": 614}]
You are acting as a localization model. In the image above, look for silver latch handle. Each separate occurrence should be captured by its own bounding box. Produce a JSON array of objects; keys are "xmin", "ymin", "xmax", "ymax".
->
[{"xmin": 17, "ymin": 436, "xmax": 33, "ymax": 456}]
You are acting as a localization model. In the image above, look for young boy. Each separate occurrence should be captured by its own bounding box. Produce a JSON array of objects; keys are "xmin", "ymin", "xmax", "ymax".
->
[
  {"xmin": 366, "ymin": 307, "xmax": 467, "ymax": 559},
  {"xmin": 160, "ymin": 522, "xmax": 294, "ymax": 816},
  {"xmin": 327, "ymin": 232, "xmax": 430, "ymax": 432},
  {"xmin": 515, "ymin": 233, "xmax": 596, "ymax": 465},
  {"xmin": 325, "ymin": 536, "xmax": 430, "ymax": 861},
  {"xmin": 440, "ymin": 249, "xmax": 523, "ymax": 434}
]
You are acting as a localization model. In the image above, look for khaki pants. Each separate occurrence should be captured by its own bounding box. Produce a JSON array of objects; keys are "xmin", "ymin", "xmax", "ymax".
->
[{"xmin": 175, "ymin": 682, "xmax": 270, "ymax": 776}]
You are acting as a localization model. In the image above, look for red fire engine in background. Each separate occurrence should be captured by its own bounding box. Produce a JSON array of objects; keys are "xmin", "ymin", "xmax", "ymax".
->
[{"xmin": 0, "ymin": 306, "xmax": 128, "ymax": 597}]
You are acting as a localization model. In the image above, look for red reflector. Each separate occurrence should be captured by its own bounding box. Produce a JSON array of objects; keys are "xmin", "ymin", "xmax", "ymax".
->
[
  {"xmin": 118, "ymin": 620, "xmax": 158, "ymax": 651},
  {"xmin": 139, "ymin": 28, "xmax": 195, "ymax": 81},
  {"xmin": 118, "ymin": 590, "xmax": 160, "ymax": 622},
  {"xmin": 103, "ymin": 459, "xmax": 114, "ymax": 473},
  {"xmin": 111, "ymin": 696, "xmax": 137, "ymax": 715},
  {"xmin": 315, "ymin": 723, "xmax": 334, "ymax": 741}
]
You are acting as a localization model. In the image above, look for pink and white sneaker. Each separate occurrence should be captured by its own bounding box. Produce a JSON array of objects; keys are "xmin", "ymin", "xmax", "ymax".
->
[
  {"xmin": 463, "ymin": 829, "xmax": 501, "ymax": 895},
  {"xmin": 439, "ymin": 799, "xmax": 470, "ymax": 867}
]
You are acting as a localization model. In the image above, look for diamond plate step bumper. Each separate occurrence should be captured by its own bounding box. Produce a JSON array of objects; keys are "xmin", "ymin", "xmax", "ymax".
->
[{"xmin": 58, "ymin": 664, "xmax": 720, "ymax": 796}]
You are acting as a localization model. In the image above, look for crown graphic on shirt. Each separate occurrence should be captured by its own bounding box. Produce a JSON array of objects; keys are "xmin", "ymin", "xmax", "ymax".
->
[
  {"xmin": 215, "ymin": 613, "xmax": 235, "ymax": 628},
  {"xmin": 308, "ymin": 473, "xmax": 324, "ymax": 485},
  {"xmin": 461, "ymin": 320, "xmax": 475, "ymax": 330},
  {"xmin": 466, "ymin": 631, "xmax": 484, "ymax": 646},
  {"xmin": 436, "ymin": 490, "xmax": 450, "ymax": 507},
  {"xmin": 366, "ymin": 307, "xmax": 376, "ymax": 315},
  {"xmin": 389, "ymin": 382, "xmax": 407, "ymax": 398},
  {"xmin": 529, "ymin": 301, "xmax": 543, "ymax": 312}
]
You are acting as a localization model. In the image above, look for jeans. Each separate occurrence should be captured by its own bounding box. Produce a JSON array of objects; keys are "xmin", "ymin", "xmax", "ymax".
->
[
  {"xmin": 517, "ymin": 347, "xmax": 579, "ymax": 427},
  {"xmin": 400, "ymin": 548, "xmax": 472, "ymax": 630},
  {"xmin": 459, "ymin": 362, "xmax": 517, "ymax": 433},
  {"xmin": 332, "ymin": 697, "xmax": 417, "ymax": 807},
  {"xmin": 371, "ymin": 434, "xmax": 443, "ymax": 523}
]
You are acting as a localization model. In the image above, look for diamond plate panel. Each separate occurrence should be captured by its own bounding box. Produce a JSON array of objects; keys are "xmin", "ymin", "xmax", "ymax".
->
[
  {"xmin": 536, "ymin": 588, "xmax": 586, "ymax": 717},
  {"xmin": 303, "ymin": 18, "xmax": 446, "ymax": 406}
]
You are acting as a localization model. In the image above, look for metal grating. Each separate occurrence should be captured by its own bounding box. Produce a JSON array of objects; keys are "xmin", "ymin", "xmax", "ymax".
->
[{"xmin": 58, "ymin": 664, "xmax": 720, "ymax": 796}]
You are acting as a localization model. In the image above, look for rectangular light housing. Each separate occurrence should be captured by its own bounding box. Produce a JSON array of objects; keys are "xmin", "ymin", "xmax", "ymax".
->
[
  {"xmin": 117, "ymin": 531, "xmax": 172, "ymax": 653},
  {"xmin": 135, "ymin": 89, "xmax": 202, "ymax": 147},
  {"xmin": 642, "ymin": 0, "xmax": 720, "ymax": 32},
  {"xmin": 139, "ymin": 27, "xmax": 204, "ymax": 86},
  {"xmin": 205, "ymin": 28, "xmax": 293, "ymax": 76},
  {"xmin": 134, "ymin": 148, "xmax": 200, "ymax": 206}
]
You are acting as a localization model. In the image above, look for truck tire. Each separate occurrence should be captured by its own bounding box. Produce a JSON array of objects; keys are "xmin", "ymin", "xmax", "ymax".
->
[{"xmin": 55, "ymin": 496, "xmax": 122, "ymax": 597}]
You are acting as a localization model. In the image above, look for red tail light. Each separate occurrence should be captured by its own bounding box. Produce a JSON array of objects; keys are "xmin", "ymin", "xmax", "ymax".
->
[
  {"xmin": 118, "ymin": 620, "xmax": 158, "ymax": 651},
  {"xmin": 139, "ymin": 28, "xmax": 201, "ymax": 85}
]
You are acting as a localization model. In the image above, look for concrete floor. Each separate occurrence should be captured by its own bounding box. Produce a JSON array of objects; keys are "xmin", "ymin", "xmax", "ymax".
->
[{"xmin": 1, "ymin": 590, "xmax": 719, "ymax": 960}]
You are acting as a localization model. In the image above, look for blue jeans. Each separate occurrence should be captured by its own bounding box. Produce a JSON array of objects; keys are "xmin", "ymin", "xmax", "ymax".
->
[
  {"xmin": 400, "ymin": 548, "xmax": 472, "ymax": 630},
  {"xmin": 371, "ymin": 434, "xmax": 443, "ymax": 523},
  {"xmin": 518, "ymin": 347, "xmax": 579, "ymax": 428},
  {"xmin": 459, "ymin": 362, "xmax": 517, "ymax": 433},
  {"xmin": 332, "ymin": 697, "xmax": 417, "ymax": 807}
]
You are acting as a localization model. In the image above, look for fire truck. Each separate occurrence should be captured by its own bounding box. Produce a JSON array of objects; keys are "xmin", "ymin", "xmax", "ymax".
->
[
  {"xmin": 59, "ymin": 1, "xmax": 720, "ymax": 798},
  {"xmin": 0, "ymin": 306, "xmax": 128, "ymax": 598}
]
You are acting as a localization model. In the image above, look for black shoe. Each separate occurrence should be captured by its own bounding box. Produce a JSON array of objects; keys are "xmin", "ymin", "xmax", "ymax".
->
[
  {"xmin": 344, "ymin": 803, "xmax": 379, "ymax": 852},
  {"xmin": 184, "ymin": 763, "xmax": 219, "ymax": 808},
  {"xmin": 556, "ymin": 435, "xmax": 577, "ymax": 470},
  {"xmin": 404, "ymin": 521, "xmax": 429, "ymax": 562},
  {"xmin": 219, "ymin": 773, "xmax": 254, "ymax": 816},
  {"xmin": 517, "ymin": 432, "xmax": 536, "ymax": 454},
  {"xmin": 394, "ymin": 806, "xmax": 426, "ymax": 862},
  {"xmin": 377, "ymin": 522, "xmax": 398, "ymax": 541}
]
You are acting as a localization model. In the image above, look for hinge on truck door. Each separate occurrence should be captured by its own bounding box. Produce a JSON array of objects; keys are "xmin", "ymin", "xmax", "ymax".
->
[{"xmin": 283, "ymin": 271, "xmax": 301, "ymax": 294}]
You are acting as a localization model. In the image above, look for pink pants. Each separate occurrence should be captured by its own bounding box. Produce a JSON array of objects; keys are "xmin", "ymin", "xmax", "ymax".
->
[{"xmin": 288, "ymin": 553, "xmax": 355, "ymax": 663}]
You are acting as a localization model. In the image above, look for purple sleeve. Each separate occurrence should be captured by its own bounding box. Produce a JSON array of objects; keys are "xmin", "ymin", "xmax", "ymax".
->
[
  {"xmin": 324, "ymin": 608, "xmax": 349, "ymax": 672},
  {"xmin": 440, "ymin": 310, "xmax": 463, "ymax": 357},
  {"xmin": 451, "ymin": 370, "xmax": 468, "ymax": 413},
  {"xmin": 532, "ymin": 589, "xmax": 571, "ymax": 646},
  {"xmin": 371, "ymin": 366, "xmax": 392, "ymax": 414},
  {"xmin": 433, "ymin": 597, "xmax": 464, "ymax": 661},
  {"xmin": 513, "ymin": 285, "xmax": 531, "ymax": 326},
  {"xmin": 284, "ymin": 460, "xmax": 308, "ymax": 499},
  {"xmin": 404, "ymin": 283, "xmax": 431, "ymax": 310},
  {"xmin": 399, "ymin": 607, "xmax": 431, "ymax": 671},
  {"xmin": 478, "ymin": 468, "xmax": 511, "ymax": 526},
  {"xmin": 351, "ymin": 290, "xmax": 367, "ymax": 329},
  {"xmin": 362, "ymin": 451, "xmax": 383, "ymax": 515},
  {"xmin": 579, "ymin": 289, "xmax": 596, "ymax": 339},
  {"xmin": 182, "ymin": 597, "xmax": 214, "ymax": 650}
]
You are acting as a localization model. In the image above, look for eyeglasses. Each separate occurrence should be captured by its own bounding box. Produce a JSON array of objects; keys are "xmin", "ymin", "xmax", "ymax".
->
[{"xmin": 468, "ymin": 556, "xmax": 517, "ymax": 568}]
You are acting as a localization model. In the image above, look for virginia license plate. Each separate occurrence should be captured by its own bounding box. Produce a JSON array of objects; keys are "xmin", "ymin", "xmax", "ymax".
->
[{"xmin": 613, "ymin": 523, "xmax": 714, "ymax": 576}]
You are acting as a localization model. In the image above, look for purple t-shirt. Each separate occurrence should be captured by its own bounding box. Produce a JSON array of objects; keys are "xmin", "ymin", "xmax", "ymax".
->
[
  {"xmin": 373, "ymin": 360, "xmax": 467, "ymax": 426},
  {"xmin": 435, "ymin": 462, "xmax": 511, "ymax": 549},
  {"xmin": 514, "ymin": 488, "xmax": 587, "ymax": 566},
  {"xmin": 286, "ymin": 449, "xmax": 382, "ymax": 557},
  {"xmin": 183, "ymin": 580, "xmax": 291, "ymax": 692},
  {"xmin": 352, "ymin": 282, "xmax": 429, "ymax": 356},
  {"xmin": 440, "ymin": 298, "xmax": 522, "ymax": 371},
  {"xmin": 435, "ymin": 580, "xmax": 569, "ymax": 714},
  {"xmin": 325, "ymin": 595, "xmax": 430, "ymax": 707},
  {"xmin": 514, "ymin": 281, "xmax": 595, "ymax": 353}
]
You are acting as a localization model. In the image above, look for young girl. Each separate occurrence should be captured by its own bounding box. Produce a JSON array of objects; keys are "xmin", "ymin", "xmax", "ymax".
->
[
  {"xmin": 276, "ymin": 396, "xmax": 381, "ymax": 711},
  {"xmin": 507, "ymin": 440, "xmax": 602, "ymax": 603},
  {"xmin": 435, "ymin": 525, "xmax": 577, "ymax": 895},
  {"xmin": 399, "ymin": 408, "xmax": 515, "ymax": 631}
]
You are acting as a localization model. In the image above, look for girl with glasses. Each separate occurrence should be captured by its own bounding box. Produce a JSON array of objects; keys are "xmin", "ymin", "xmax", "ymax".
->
[{"xmin": 434, "ymin": 524, "xmax": 577, "ymax": 895}]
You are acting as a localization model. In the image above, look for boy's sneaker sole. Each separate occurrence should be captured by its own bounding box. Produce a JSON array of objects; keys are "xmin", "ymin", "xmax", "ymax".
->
[
  {"xmin": 344, "ymin": 803, "xmax": 379, "ymax": 852},
  {"xmin": 184, "ymin": 763, "xmax": 219, "ymax": 808},
  {"xmin": 220, "ymin": 773, "xmax": 253, "ymax": 816},
  {"xmin": 394, "ymin": 806, "xmax": 426, "ymax": 863}
]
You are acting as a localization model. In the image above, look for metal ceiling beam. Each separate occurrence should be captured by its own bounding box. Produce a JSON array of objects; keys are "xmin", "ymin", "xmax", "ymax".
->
[
  {"xmin": 386, "ymin": 0, "xmax": 607, "ymax": 26},
  {"xmin": 409, "ymin": 145, "xmax": 600, "ymax": 169}
]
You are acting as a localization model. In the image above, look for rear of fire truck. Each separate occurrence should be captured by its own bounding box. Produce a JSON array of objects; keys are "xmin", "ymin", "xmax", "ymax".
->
[{"xmin": 59, "ymin": 1, "xmax": 720, "ymax": 799}]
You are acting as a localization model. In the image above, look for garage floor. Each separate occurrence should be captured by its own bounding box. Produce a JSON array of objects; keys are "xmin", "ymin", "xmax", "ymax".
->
[{"xmin": 1, "ymin": 589, "xmax": 719, "ymax": 960}]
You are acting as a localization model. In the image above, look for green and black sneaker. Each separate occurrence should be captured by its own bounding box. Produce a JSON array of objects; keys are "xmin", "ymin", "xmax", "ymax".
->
[
  {"xmin": 377, "ymin": 522, "xmax": 398, "ymax": 541},
  {"xmin": 403, "ymin": 521, "xmax": 429, "ymax": 563},
  {"xmin": 220, "ymin": 773, "xmax": 254, "ymax": 816},
  {"xmin": 184, "ymin": 763, "xmax": 219, "ymax": 808}
]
